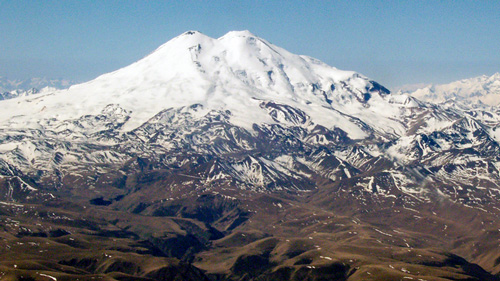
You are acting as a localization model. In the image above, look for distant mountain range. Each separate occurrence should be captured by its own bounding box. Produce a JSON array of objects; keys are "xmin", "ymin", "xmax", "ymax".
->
[
  {"xmin": 0, "ymin": 76, "xmax": 76, "ymax": 100},
  {"xmin": 0, "ymin": 31, "xmax": 500, "ymax": 280},
  {"xmin": 400, "ymin": 73, "xmax": 500, "ymax": 107}
]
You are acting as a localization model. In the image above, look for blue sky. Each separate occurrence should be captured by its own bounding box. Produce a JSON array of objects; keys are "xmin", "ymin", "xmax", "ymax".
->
[{"xmin": 1, "ymin": 0, "xmax": 499, "ymax": 89}]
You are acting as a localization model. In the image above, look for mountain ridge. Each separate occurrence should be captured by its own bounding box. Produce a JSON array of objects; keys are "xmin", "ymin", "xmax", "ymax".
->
[{"xmin": 402, "ymin": 72, "xmax": 500, "ymax": 107}]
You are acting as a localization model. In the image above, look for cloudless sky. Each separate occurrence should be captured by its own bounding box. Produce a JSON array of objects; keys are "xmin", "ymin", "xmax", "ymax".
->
[{"xmin": 1, "ymin": 0, "xmax": 499, "ymax": 89}]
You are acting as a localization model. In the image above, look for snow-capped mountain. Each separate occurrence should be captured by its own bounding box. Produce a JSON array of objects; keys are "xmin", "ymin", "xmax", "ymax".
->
[
  {"xmin": 0, "ymin": 76, "xmax": 75, "ymax": 100},
  {"xmin": 403, "ymin": 73, "xmax": 500, "ymax": 107},
  {"xmin": 0, "ymin": 30, "xmax": 403, "ymax": 139},
  {"xmin": 2, "ymin": 31, "xmax": 500, "ymax": 280},
  {"xmin": 0, "ymin": 30, "xmax": 499, "ymax": 210}
]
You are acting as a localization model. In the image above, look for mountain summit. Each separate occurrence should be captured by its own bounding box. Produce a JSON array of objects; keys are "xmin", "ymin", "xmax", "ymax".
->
[{"xmin": 0, "ymin": 30, "xmax": 400, "ymax": 138}]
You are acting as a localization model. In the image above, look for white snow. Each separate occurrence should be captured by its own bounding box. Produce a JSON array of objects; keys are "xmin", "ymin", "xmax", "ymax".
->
[
  {"xmin": 39, "ymin": 273, "xmax": 57, "ymax": 281},
  {"xmin": 0, "ymin": 30, "xmax": 405, "ymax": 140},
  {"xmin": 374, "ymin": 228, "xmax": 393, "ymax": 237},
  {"xmin": 0, "ymin": 201, "xmax": 24, "ymax": 207},
  {"xmin": 405, "ymin": 73, "xmax": 500, "ymax": 107},
  {"xmin": 344, "ymin": 168, "xmax": 352, "ymax": 179}
]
